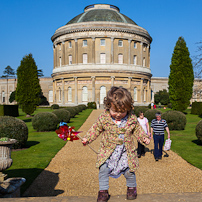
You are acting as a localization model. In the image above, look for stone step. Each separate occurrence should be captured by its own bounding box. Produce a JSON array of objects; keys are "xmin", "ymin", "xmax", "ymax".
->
[{"xmin": 0, "ymin": 192, "xmax": 202, "ymax": 202}]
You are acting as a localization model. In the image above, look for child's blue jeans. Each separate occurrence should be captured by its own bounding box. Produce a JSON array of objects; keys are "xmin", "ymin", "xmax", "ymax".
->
[{"xmin": 99, "ymin": 163, "xmax": 137, "ymax": 190}]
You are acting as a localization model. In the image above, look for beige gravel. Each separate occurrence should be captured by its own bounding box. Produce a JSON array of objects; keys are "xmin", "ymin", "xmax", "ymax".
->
[{"xmin": 24, "ymin": 109, "xmax": 202, "ymax": 197}]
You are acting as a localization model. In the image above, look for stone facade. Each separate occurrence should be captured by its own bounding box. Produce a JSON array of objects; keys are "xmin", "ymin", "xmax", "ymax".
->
[{"xmin": 51, "ymin": 4, "xmax": 152, "ymax": 107}]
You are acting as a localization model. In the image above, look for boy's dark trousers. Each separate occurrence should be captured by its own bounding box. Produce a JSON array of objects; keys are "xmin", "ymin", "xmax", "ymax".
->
[
  {"xmin": 137, "ymin": 142, "xmax": 145, "ymax": 155},
  {"xmin": 153, "ymin": 134, "xmax": 164, "ymax": 159}
]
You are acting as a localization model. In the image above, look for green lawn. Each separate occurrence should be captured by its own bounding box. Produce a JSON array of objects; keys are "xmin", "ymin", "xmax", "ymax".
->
[
  {"xmin": 159, "ymin": 108, "xmax": 202, "ymax": 170},
  {"xmin": 5, "ymin": 107, "xmax": 93, "ymax": 194}
]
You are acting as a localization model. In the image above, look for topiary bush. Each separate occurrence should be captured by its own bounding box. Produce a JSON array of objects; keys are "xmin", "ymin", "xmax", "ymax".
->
[
  {"xmin": 87, "ymin": 102, "xmax": 96, "ymax": 109},
  {"xmin": 191, "ymin": 102, "xmax": 202, "ymax": 115},
  {"xmin": 0, "ymin": 116, "xmax": 28, "ymax": 149},
  {"xmin": 51, "ymin": 104, "xmax": 59, "ymax": 110},
  {"xmin": 134, "ymin": 106, "xmax": 149, "ymax": 116},
  {"xmin": 144, "ymin": 109, "xmax": 162, "ymax": 122},
  {"xmin": 79, "ymin": 104, "xmax": 87, "ymax": 110},
  {"xmin": 167, "ymin": 103, "xmax": 172, "ymax": 109},
  {"xmin": 196, "ymin": 120, "xmax": 202, "ymax": 143},
  {"xmin": 52, "ymin": 109, "xmax": 71, "ymax": 123},
  {"xmin": 64, "ymin": 107, "xmax": 77, "ymax": 118},
  {"xmin": 73, "ymin": 106, "xmax": 80, "ymax": 114},
  {"xmin": 161, "ymin": 110, "xmax": 186, "ymax": 130},
  {"xmin": 32, "ymin": 112, "xmax": 59, "ymax": 131}
]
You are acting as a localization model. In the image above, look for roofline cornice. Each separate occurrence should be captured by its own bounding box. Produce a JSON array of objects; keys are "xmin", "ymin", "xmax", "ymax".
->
[{"xmin": 51, "ymin": 22, "xmax": 152, "ymax": 43}]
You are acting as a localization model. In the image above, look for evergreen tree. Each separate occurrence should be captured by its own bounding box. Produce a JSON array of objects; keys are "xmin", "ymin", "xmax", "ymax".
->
[
  {"xmin": 154, "ymin": 89, "xmax": 170, "ymax": 105},
  {"xmin": 168, "ymin": 37, "xmax": 194, "ymax": 112},
  {"xmin": 9, "ymin": 90, "xmax": 16, "ymax": 103},
  {"xmin": 16, "ymin": 54, "xmax": 41, "ymax": 115},
  {"xmin": 1, "ymin": 65, "xmax": 15, "ymax": 78}
]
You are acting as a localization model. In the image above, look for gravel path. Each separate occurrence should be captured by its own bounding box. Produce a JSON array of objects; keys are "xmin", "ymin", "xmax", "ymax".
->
[{"xmin": 24, "ymin": 109, "xmax": 202, "ymax": 197}]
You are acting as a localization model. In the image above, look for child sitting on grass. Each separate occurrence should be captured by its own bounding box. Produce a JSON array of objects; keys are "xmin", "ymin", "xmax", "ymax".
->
[{"xmin": 82, "ymin": 86, "xmax": 150, "ymax": 201}]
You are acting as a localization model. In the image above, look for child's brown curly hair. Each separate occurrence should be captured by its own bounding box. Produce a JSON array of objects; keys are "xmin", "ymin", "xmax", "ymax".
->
[{"xmin": 104, "ymin": 86, "xmax": 134, "ymax": 112}]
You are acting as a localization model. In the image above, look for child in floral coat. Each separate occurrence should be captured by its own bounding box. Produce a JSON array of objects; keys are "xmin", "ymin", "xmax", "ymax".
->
[{"xmin": 82, "ymin": 87, "xmax": 150, "ymax": 201}]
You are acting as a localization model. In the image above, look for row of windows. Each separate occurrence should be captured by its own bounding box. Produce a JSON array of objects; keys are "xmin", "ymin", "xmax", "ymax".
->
[
  {"xmin": 53, "ymin": 87, "xmax": 143, "ymax": 103},
  {"xmin": 59, "ymin": 40, "xmax": 147, "ymax": 49},
  {"xmin": 59, "ymin": 54, "xmax": 146, "ymax": 66}
]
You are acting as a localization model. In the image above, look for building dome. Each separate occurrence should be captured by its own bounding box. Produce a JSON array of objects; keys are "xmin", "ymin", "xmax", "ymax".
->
[
  {"xmin": 51, "ymin": 4, "xmax": 152, "ymax": 107},
  {"xmin": 67, "ymin": 4, "xmax": 137, "ymax": 25}
]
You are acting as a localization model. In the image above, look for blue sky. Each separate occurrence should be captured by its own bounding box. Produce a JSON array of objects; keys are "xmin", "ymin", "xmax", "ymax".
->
[{"xmin": 0, "ymin": 0, "xmax": 201, "ymax": 78}]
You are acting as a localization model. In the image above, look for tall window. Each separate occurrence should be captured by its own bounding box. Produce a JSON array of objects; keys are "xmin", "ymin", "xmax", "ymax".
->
[
  {"xmin": 69, "ymin": 41, "xmax": 72, "ymax": 48},
  {"xmin": 100, "ymin": 86, "xmax": 106, "ymax": 104},
  {"xmin": 100, "ymin": 53, "xmax": 106, "ymax": 64},
  {"xmin": 134, "ymin": 87, "xmax": 137, "ymax": 102},
  {"xmin": 2, "ymin": 91, "xmax": 5, "ymax": 103},
  {"xmin": 143, "ymin": 44, "xmax": 147, "ymax": 51},
  {"xmin": 69, "ymin": 55, "xmax": 72, "ymax": 65},
  {"xmin": 100, "ymin": 39, "xmax": 105, "ymax": 46},
  {"xmin": 59, "ymin": 57, "xmax": 62, "ymax": 67},
  {"xmin": 118, "ymin": 40, "xmax": 123, "ymax": 47},
  {"xmin": 143, "ymin": 57, "xmax": 146, "ymax": 67},
  {"xmin": 68, "ymin": 87, "xmax": 72, "ymax": 102},
  {"xmin": 134, "ymin": 42, "xmax": 137, "ymax": 49},
  {"xmin": 133, "ymin": 55, "xmax": 137, "ymax": 65},
  {"xmin": 82, "ymin": 86, "xmax": 88, "ymax": 102},
  {"xmin": 49, "ymin": 90, "xmax": 53, "ymax": 102},
  {"xmin": 83, "ymin": 40, "xmax": 87, "ymax": 46},
  {"xmin": 83, "ymin": 53, "xmax": 88, "ymax": 64},
  {"xmin": 144, "ymin": 89, "xmax": 146, "ymax": 102},
  {"xmin": 59, "ymin": 87, "xmax": 61, "ymax": 102},
  {"xmin": 118, "ymin": 54, "xmax": 123, "ymax": 64}
]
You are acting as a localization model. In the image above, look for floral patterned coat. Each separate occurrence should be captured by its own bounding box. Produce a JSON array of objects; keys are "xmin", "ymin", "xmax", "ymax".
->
[{"xmin": 84, "ymin": 110, "xmax": 150, "ymax": 172}]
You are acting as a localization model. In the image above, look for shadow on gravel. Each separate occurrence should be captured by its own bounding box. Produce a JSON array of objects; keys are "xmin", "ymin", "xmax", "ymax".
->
[
  {"xmin": 5, "ymin": 168, "xmax": 64, "ymax": 197},
  {"xmin": 22, "ymin": 169, "xmax": 64, "ymax": 197}
]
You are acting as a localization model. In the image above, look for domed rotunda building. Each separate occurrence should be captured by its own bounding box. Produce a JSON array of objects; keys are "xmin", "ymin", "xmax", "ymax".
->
[{"xmin": 51, "ymin": 4, "xmax": 152, "ymax": 107}]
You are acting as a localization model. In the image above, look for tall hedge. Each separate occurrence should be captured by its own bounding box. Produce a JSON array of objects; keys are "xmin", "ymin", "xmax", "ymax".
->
[
  {"xmin": 168, "ymin": 37, "xmax": 194, "ymax": 112},
  {"xmin": 0, "ymin": 105, "xmax": 19, "ymax": 117},
  {"xmin": 15, "ymin": 54, "xmax": 41, "ymax": 115}
]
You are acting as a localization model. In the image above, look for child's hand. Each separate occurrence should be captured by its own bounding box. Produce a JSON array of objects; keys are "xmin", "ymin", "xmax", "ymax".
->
[
  {"xmin": 143, "ymin": 137, "xmax": 150, "ymax": 145},
  {"xmin": 82, "ymin": 138, "xmax": 88, "ymax": 146}
]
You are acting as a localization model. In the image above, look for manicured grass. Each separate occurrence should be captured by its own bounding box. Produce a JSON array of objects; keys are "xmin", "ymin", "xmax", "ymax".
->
[
  {"xmin": 5, "ymin": 107, "xmax": 93, "ymax": 194},
  {"xmin": 158, "ymin": 108, "xmax": 202, "ymax": 170}
]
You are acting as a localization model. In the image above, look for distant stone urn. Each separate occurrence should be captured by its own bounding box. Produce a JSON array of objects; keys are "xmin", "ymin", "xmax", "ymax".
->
[{"xmin": 0, "ymin": 138, "xmax": 17, "ymax": 181}]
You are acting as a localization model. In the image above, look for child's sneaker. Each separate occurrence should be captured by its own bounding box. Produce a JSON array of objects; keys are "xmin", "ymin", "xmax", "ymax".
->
[
  {"xmin": 97, "ymin": 190, "xmax": 110, "ymax": 202},
  {"xmin": 127, "ymin": 187, "xmax": 137, "ymax": 200}
]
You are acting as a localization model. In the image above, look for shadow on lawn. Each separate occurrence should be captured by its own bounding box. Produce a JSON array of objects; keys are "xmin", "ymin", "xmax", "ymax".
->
[
  {"xmin": 5, "ymin": 168, "xmax": 64, "ymax": 197},
  {"xmin": 192, "ymin": 139, "xmax": 202, "ymax": 146}
]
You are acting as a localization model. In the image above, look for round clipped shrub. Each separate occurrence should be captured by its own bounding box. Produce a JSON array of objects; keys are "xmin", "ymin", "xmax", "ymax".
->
[
  {"xmin": 79, "ymin": 104, "xmax": 87, "ymax": 110},
  {"xmin": 64, "ymin": 107, "xmax": 77, "ymax": 118},
  {"xmin": 144, "ymin": 109, "xmax": 162, "ymax": 122},
  {"xmin": 196, "ymin": 120, "xmax": 202, "ymax": 143},
  {"xmin": 52, "ymin": 109, "xmax": 71, "ymax": 123},
  {"xmin": 51, "ymin": 104, "xmax": 59, "ymax": 110},
  {"xmin": 161, "ymin": 110, "xmax": 186, "ymax": 130},
  {"xmin": 87, "ymin": 102, "xmax": 96, "ymax": 109},
  {"xmin": 32, "ymin": 112, "xmax": 59, "ymax": 131},
  {"xmin": 167, "ymin": 103, "xmax": 172, "ymax": 109},
  {"xmin": 73, "ymin": 106, "xmax": 80, "ymax": 114},
  {"xmin": 134, "ymin": 106, "xmax": 149, "ymax": 116},
  {"xmin": 0, "ymin": 116, "xmax": 28, "ymax": 149}
]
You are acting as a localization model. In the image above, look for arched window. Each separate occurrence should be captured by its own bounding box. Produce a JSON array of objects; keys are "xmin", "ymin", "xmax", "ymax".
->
[
  {"xmin": 49, "ymin": 90, "xmax": 53, "ymax": 102},
  {"xmin": 100, "ymin": 86, "xmax": 106, "ymax": 104},
  {"xmin": 143, "ymin": 57, "xmax": 146, "ymax": 67},
  {"xmin": 134, "ymin": 87, "xmax": 137, "ymax": 102},
  {"xmin": 82, "ymin": 86, "xmax": 88, "ymax": 102},
  {"xmin": 59, "ymin": 57, "xmax": 62, "ymax": 67},
  {"xmin": 118, "ymin": 54, "xmax": 123, "ymax": 64},
  {"xmin": 59, "ymin": 87, "xmax": 61, "ymax": 102},
  {"xmin": 2, "ymin": 91, "xmax": 5, "ymax": 103},
  {"xmin": 68, "ymin": 87, "xmax": 72, "ymax": 102},
  {"xmin": 133, "ymin": 55, "xmax": 137, "ymax": 65},
  {"xmin": 69, "ymin": 55, "xmax": 72, "ymax": 65}
]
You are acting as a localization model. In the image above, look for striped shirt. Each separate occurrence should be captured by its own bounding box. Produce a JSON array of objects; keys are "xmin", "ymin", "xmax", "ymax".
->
[{"xmin": 151, "ymin": 119, "xmax": 168, "ymax": 135}]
